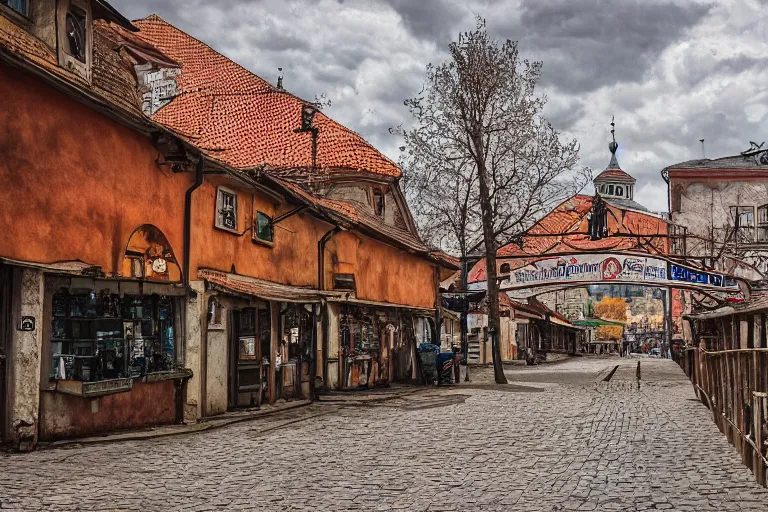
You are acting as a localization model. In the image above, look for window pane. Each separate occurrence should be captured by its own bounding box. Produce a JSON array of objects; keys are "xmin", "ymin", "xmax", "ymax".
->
[
  {"xmin": 373, "ymin": 191, "xmax": 385, "ymax": 217},
  {"xmin": 65, "ymin": 5, "xmax": 87, "ymax": 63},
  {"xmin": 759, "ymin": 205, "xmax": 768, "ymax": 224},
  {"xmin": 256, "ymin": 212, "xmax": 274, "ymax": 242},
  {"xmin": 616, "ymin": 186, "xmax": 623, "ymax": 197},
  {"xmin": 1, "ymin": 0, "xmax": 27, "ymax": 15},
  {"xmin": 607, "ymin": 185, "xmax": 614, "ymax": 195},
  {"xmin": 218, "ymin": 190, "xmax": 237, "ymax": 230}
]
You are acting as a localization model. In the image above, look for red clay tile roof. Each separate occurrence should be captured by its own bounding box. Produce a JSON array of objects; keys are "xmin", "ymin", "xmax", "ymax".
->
[
  {"xmin": 594, "ymin": 168, "xmax": 636, "ymax": 183},
  {"xmin": 133, "ymin": 15, "xmax": 402, "ymax": 177},
  {"xmin": 469, "ymin": 194, "xmax": 668, "ymax": 283}
]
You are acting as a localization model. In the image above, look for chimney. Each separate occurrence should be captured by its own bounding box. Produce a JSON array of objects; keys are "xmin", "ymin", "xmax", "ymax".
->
[{"xmin": 276, "ymin": 67, "xmax": 284, "ymax": 90}]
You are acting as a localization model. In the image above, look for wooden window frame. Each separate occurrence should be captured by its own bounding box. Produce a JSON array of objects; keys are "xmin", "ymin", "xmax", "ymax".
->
[
  {"xmin": 332, "ymin": 273, "xmax": 356, "ymax": 292},
  {"xmin": 57, "ymin": 0, "xmax": 92, "ymax": 82},
  {"xmin": 730, "ymin": 205, "xmax": 755, "ymax": 243},
  {"xmin": 215, "ymin": 186, "xmax": 238, "ymax": 233}
]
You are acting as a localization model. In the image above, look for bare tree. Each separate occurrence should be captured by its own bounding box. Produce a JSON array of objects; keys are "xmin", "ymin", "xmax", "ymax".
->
[{"xmin": 401, "ymin": 18, "xmax": 589, "ymax": 383}]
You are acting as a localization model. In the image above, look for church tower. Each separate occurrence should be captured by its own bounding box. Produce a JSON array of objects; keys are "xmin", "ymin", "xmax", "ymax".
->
[{"xmin": 593, "ymin": 117, "xmax": 648, "ymax": 212}]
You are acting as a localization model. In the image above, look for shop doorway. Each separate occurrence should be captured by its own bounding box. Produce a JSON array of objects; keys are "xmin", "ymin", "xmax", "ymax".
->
[{"xmin": 228, "ymin": 307, "xmax": 269, "ymax": 408}]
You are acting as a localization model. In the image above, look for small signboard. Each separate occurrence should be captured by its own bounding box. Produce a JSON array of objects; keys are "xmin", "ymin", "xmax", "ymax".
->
[{"xmin": 19, "ymin": 316, "xmax": 35, "ymax": 332}]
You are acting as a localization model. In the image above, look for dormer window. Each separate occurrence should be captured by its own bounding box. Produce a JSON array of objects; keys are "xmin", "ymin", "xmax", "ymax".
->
[
  {"xmin": 57, "ymin": 0, "xmax": 92, "ymax": 81},
  {"xmin": 65, "ymin": 5, "xmax": 87, "ymax": 62},
  {"xmin": 1, "ymin": 0, "xmax": 27, "ymax": 16},
  {"xmin": 373, "ymin": 190, "xmax": 385, "ymax": 218}
]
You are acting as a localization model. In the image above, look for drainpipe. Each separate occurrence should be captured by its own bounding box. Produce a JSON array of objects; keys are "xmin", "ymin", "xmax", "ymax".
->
[
  {"xmin": 182, "ymin": 156, "xmax": 204, "ymax": 420},
  {"xmin": 318, "ymin": 225, "xmax": 342, "ymax": 393},
  {"xmin": 318, "ymin": 226, "xmax": 342, "ymax": 291},
  {"xmin": 184, "ymin": 157, "xmax": 204, "ymax": 289}
]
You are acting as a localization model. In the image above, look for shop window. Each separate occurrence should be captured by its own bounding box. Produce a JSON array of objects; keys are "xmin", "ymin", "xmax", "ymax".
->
[
  {"xmin": 57, "ymin": 0, "xmax": 91, "ymax": 81},
  {"xmin": 254, "ymin": 211, "xmax": 274, "ymax": 244},
  {"xmin": 730, "ymin": 205, "xmax": 755, "ymax": 243},
  {"xmin": 50, "ymin": 290, "xmax": 178, "ymax": 382},
  {"xmin": 333, "ymin": 273, "xmax": 356, "ymax": 291},
  {"xmin": 758, "ymin": 204, "xmax": 768, "ymax": 242},
  {"xmin": 1, "ymin": 0, "xmax": 27, "ymax": 15},
  {"xmin": 340, "ymin": 309, "xmax": 379, "ymax": 358},
  {"xmin": 373, "ymin": 190, "xmax": 385, "ymax": 218},
  {"xmin": 238, "ymin": 309, "xmax": 257, "ymax": 360},
  {"xmin": 207, "ymin": 297, "xmax": 223, "ymax": 329},
  {"xmin": 215, "ymin": 187, "xmax": 238, "ymax": 232}
]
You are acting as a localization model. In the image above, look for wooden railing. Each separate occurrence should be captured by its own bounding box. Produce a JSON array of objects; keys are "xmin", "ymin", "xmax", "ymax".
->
[{"xmin": 679, "ymin": 344, "xmax": 768, "ymax": 486}]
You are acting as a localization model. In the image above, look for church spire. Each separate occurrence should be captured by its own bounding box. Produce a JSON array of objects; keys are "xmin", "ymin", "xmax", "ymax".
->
[{"xmin": 608, "ymin": 115, "xmax": 620, "ymax": 169}]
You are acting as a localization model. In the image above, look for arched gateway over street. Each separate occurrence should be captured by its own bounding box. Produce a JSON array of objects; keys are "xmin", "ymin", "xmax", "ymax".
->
[{"xmin": 470, "ymin": 250, "xmax": 746, "ymax": 300}]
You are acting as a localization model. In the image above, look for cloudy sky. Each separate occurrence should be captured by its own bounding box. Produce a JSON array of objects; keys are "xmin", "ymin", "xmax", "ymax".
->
[{"xmin": 112, "ymin": 0, "xmax": 768, "ymax": 213}]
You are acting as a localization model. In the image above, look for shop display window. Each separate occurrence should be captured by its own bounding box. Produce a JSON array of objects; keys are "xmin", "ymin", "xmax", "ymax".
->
[
  {"xmin": 50, "ymin": 290, "xmax": 178, "ymax": 382},
  {"xmin": 340, "ymin": 308, "xmax": 379, "ymax": 356}
]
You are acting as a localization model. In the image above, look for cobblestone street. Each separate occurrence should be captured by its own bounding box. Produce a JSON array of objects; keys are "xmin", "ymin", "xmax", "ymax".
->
[{"xmin": 1, "ymin": 357, "xmax": 766, "ymax": 511}]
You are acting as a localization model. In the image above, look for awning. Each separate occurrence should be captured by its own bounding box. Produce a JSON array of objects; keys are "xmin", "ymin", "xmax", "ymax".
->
[
  {"xmin": 572, "ymin": 318, "xmax": 626, "ymax": 328},
  {"xmin": 327, "ymin": 296, "xmax": 436, "ymax": 315},
  {"xmin": 686, "ymin": 291, "xmax": 768, "ymax": 320},
  {"xmin": 199, "ymin": 269, "xmax": 341, "ymax": 303},
  {"xmin": 0, "ymin": 256, "xmax": 100, "ymax": 276}
]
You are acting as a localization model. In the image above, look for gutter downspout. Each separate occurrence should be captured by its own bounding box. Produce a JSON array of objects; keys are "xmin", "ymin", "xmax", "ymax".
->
[
  {"xmin": 318, "ymin": 225, "xmax": 342, "ymax": 394},
  {"xmin": 182, "ymin": 157, "xmax": 204, "ymax": 419},
  {"xmin": 184, "ymin": 157, "xmax": 204, "ymax": 290}
]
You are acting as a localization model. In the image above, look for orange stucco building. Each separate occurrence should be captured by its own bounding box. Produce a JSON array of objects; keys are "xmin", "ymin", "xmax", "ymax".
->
[{"xmin": 0, "ymin": 1, "xmax": 455, "ymax": 449}]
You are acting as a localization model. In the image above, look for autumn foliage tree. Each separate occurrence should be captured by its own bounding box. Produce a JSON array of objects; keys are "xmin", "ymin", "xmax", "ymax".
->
[
  {"xmin": 400, "ymin": 18, "xmax": 589, "ymax": 384},
  {"xmin": 594, "ymin": 297, "xmax": 627, "ymax": 341}
]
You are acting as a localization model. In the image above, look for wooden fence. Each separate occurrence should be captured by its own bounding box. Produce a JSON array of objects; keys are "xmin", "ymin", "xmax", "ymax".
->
[{"xmin": 679, "ymin": 313, "xmax": 768, "ymax": 487}]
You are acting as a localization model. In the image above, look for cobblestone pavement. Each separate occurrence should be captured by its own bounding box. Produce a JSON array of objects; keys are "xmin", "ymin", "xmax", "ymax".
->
[{"xmin": 1, "ymin": 357, "xmax": 767, "ymax": 511}]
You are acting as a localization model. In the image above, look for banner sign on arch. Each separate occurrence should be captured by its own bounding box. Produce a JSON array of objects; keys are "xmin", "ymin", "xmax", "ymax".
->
[{"xmin": 498, "ymin": 253, "xmax": 739, "ymax": 293}]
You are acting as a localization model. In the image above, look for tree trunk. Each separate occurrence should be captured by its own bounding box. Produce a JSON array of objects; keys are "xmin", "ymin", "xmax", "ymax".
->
[{"xmin": 474, "ymin": 133, "xmax": 508, "ymax": 385}]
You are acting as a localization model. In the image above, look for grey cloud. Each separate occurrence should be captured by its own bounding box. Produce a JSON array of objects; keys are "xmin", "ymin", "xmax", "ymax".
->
[
  {"xmin": 492, "ymin": 0, "xmax": 713, "ymax": 94},
  {"xmin": 380, "ymin": 0, "xmax": 469, "ymax": 42},
  {"xmin": 107, "ymin": 0, "xmax": 768, "ymax": 216}
]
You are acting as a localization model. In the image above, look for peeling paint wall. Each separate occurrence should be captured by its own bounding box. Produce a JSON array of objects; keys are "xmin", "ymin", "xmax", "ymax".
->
[
  {"xmin": 184, "ymin": 280, "xmax": 205, "ymax": 422},
  {"xmin": 324, "ymin": 231, "xmax": 437, "ymax": 308},
  {"xmin": 190, "ymin": 177, "xmax": 330, "ymax": 287},
  {"xmin": 205, "ymin": 306, "xmax": 228, "ymax": 417},
  {"xmin": 39, "ymin": 380, "xmax": 177, "ymax": 441},
  {"xmin": 7, "ymin": 268, "xmax": 43, "ymax": 451},
  {"xmin": 325, "ymin": 303, "xmax": 340, "ymax": 390},
  {"xmin": 0, "ymin": 63, "xmax": 190, "ymax": 275},
  {"xmin": 670, "ymin": 178, "xmax": 768, "ymax": 275},
  {"xmin": 538, "ymin": 288, "xmax": 589, "ymax": 321}
]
